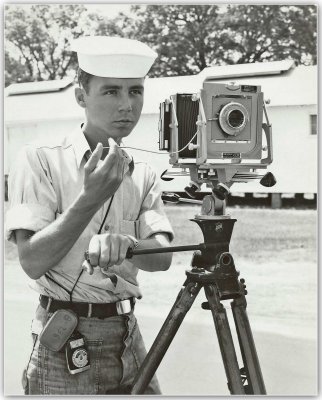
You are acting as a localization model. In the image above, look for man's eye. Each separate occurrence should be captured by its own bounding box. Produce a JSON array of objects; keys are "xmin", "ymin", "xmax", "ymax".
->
[
  {"xmin": 130, "ymin": 89, "xmax": 143, "ymax": 95},
  {"xmin": 103, "ymin": 90, "xmax": 117, "ymax": 95}
]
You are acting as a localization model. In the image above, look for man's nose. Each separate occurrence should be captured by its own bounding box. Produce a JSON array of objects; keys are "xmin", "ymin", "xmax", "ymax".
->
[{"xmin": 118, "ymin": 94, "xmax": 132, "ymax": 112}]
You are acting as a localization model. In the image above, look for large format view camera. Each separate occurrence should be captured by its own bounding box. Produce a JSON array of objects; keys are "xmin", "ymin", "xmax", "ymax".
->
[{"xmin": 159, "ymin": 79, "xmax": 274, "ymax": 194}]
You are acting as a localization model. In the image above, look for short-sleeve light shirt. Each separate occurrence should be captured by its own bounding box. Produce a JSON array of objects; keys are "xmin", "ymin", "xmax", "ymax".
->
[{"xmin": 6, "ymin": 125, "xmax": 174, "ymax": 303}]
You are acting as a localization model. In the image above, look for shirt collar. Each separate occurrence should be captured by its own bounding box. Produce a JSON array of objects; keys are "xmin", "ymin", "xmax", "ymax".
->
[
  {"xmin": 69, "ymin": 124, "xmax": 91, "ymax": 169},
  {"xmin": 118, "ymin": 140, "xmax": 134, "ymax": 175}
]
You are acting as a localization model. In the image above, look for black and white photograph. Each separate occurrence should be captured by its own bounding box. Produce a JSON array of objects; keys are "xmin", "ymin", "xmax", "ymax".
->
[{"xmin": 3, "ymin": 2, "xmax": 318, "ymax": 396}]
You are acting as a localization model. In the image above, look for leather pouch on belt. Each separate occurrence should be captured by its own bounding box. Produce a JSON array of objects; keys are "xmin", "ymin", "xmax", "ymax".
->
[{"xmin": 39, "ymin": 309, "xmax": 78, "ymax": 352}]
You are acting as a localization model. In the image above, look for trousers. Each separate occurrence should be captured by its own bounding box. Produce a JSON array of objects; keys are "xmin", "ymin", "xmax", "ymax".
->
[{"xmin": 22, "ymin": 304, "xmax": 161, "ymax": 395}]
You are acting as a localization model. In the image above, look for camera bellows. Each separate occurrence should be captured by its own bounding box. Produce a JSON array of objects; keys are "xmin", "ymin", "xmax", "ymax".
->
[{"xmin": 177, "ymin": 95, "xmax": 199, "ymax": 157}]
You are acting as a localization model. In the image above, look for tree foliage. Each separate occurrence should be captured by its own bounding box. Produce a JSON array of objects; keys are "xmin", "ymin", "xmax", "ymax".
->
[
  {"xmin": 5, "ymin": 4, "xmax": 103, "ymax": 84},
  {"xmin": 4, "ymin": 4, "xmax": 317, "ymax": 85},
  {"xmin": 5, "ymin": 50, "xmax": 34, "ymax": 86},
  {"xmin": 128, "ymin": 4, "xmax": 317, "ymax": 76},
  {"xmin": 222, "ymin": 5, "xmax": 317, "ymax": 65},
  {"xmin": 120, "ymin": 5, "xmax": 237, "ymax": 77}
]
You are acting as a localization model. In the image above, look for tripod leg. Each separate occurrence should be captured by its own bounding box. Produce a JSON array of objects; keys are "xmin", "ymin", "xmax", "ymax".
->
[
  {"xmin": 131, "ymin": 280, "xmax": 202, "ymax": 394},
  {"xmin": 204, "ymin": 284, "xmax": 245, "ymax": 394},
  {"xmin": 231, "ymin": 295, "xmax": 266, "ymax": 394}
]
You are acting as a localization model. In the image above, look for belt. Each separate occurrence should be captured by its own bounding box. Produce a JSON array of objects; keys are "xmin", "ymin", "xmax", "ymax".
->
[{"xmin": 39, "ymin": 295, "xmax": 135, "ymax": 318}]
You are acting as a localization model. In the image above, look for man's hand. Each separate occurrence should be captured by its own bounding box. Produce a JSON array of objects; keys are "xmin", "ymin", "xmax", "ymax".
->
[
  {"xmin": 83, "ymin": 141, "xmax": 126, "ymax": 208},
  {"xmin": 84, "ymin": 233, "xmax": 134, "ymax": 275}
]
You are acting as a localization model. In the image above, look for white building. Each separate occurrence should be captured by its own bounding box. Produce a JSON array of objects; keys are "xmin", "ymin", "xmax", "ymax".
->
[{"xmin": 4, "ymin": 60, "xmax": 317, "ymax": 200}]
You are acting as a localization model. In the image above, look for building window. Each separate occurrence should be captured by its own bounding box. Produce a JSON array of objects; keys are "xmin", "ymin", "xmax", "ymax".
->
[{"xmin": 310, "ymin": 114, "xmax": 317, "ymax": 135}]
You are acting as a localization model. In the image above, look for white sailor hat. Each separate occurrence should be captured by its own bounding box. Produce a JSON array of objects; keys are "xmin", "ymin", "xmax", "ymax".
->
[{"xmin": 71, "ymin": 36, "xmax": 157, "ymax": 78}]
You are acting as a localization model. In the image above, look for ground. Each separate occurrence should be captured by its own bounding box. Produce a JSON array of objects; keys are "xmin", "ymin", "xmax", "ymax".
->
[{"xmin": 3, "ymin": 205, "xmax": 318, "ymax": 395}]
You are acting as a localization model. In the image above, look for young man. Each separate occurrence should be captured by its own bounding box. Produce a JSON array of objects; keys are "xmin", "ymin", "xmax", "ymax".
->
[{"xmin": 6, "ymin": 36, "xmax": 174, "ymax": 395}]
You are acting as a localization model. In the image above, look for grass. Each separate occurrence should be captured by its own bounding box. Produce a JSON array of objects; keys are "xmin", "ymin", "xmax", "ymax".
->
[
  {"xmin": 5, "ymin": 204, "xmax": 317, "ymax": 263},
  {"xmin": 164, "ymin": 205, "xmax": 317, "ymax": 261}
]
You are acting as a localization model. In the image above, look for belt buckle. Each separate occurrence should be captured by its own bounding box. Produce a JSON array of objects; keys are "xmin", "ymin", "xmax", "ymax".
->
[{"xmin": 116, "ymin": 299, "xmax": 132, "ymax": 315}]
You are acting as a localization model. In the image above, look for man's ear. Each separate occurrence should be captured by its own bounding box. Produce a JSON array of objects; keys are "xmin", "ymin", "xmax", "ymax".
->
[{"xmin": 75, "ymin": 87, "xmax": 86, "ymax": 108}]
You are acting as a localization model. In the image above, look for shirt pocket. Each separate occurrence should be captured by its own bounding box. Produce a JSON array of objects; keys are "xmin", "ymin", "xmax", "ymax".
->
[{"xmin": 120, "ymin": 219, "xmax": 140, "ymax": 238}]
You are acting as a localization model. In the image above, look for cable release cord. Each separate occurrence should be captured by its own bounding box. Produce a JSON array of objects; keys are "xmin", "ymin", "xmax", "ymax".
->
[{"xmin": 102, "ymin": 129, "xmax": 199, "ymax": 155}]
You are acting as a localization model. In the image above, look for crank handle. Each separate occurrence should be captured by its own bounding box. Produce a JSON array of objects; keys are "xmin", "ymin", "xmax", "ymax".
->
[
  {"xmin": 84, "ymin": 243, "xmax": 221, "ymax": 265},
  {"xmin": 126, "ymin": 242, "xmax": 223, "ymax": 259}
]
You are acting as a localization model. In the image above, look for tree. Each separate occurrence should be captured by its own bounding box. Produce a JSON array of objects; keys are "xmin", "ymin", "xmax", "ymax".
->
[
  {"xmin": 118, "ymin": 4, "xmax": 317, "ymax": 77},
  {"xmin": 4, "ymin": 4, "xmax": 96, "ymax": 84},
  {"xmin": 4, "ymin": 50, "xmax": 34, "ymax": 86},
  {"xmin": 223, "ymin": 5, "xmax": 317, "ymax": 65},
  {"xmin": 122, "ymin": 5, "xmax": 237, "ymax": 77},
  {"xmin": 286, "ymin": 5, "xmax": 317, "ymax": 65},
  {"xmin": 5, "ymin": 4, "xmax": 317, "ymax": 84},
  {"xmin": 91, "ymin": 12, "xmax": 129, "ymax": 37}
]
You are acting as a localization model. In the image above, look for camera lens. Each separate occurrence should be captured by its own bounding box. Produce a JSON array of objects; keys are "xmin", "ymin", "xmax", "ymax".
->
[
  {"xmin": 228, "ymin": 109, "xmax": 245, "ymax": 128},
  {"xmin": 218, "ymin": 102, "xmax": 249, "ymax": 136}
]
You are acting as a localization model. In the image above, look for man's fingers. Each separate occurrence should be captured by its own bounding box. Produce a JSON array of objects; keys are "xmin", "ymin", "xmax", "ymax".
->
[
  {"xmin": 88, "ymin": 235, "xmax": 101, "ymax": 267},
  {"xmin": 116, "ymin": 240, "xmax": 130, "ymax": 265},
  {"xmin": 82, "ymin": 259, "xmax": 94, "ymax": 275},
  {"xmin": 86, "ymin": 234, "xmax": 131, "ymax": 274},
  {"xmin": 105, "ymin": 239, "xmax": 119, "ymax": 269},
  {"xmin": 84, "ymin": 143, "xmax": 103, "ymax": 174},
  {"xmin": 100, "ymin": 139, "xmax": 122, "ymax": 168},
  {"xmin": 107, "ymin": 138, "xmax": 119, "ymax": 154},
  {"xmin": 99, "ymin": 241, "xmax": 110, "ymax": 269},
  {"xmin": 111, "ymin": 148, "xmax": 126, "ymax": 184}
]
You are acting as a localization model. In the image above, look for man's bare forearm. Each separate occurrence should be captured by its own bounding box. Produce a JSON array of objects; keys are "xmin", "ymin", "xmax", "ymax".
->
[{"xmin": 16, "ymin": 190, "xmax": 102, "ymax": 279}]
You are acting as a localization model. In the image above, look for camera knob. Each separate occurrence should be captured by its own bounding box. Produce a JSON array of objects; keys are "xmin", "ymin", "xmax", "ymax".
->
[
  {"xmin": 212, "ymin": 183, "xmax": 230, "ymax": 200},
  {"xmin": 188, "ymin": 143, "xmax": 199, "ymax": 150},
  {"xmin": 161, "ymin": 193, "xmax": 180, "ymax": 203},
  {"xmin": 260, "ymin": 172, "xmax": 277, "ymax": 187},
  {"xmin": 185, "ymin": 181, "xmax": 201, "ymax": 198},
  {"xmin": 201, "ymin": 302, "xmax": 210, "ymax": 310}
]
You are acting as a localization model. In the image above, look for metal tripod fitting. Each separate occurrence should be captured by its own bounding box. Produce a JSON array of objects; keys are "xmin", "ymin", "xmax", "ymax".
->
[
  {"xmin": 189, "ymin": 217, "xmax": 236, "ymax": 270},
  {"xmin": 200, "ymin": 181, "xmax": 232, "ymax": 217}
]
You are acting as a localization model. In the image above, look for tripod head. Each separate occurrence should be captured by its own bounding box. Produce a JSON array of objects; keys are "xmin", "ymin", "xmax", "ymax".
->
[
  {"xmin": 160, "ymin": 182, "xmax": 247, "ymax": 299},
  {"xmin": 162, "ymin": 180, "xmax": 231, "ymax": 218}
]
